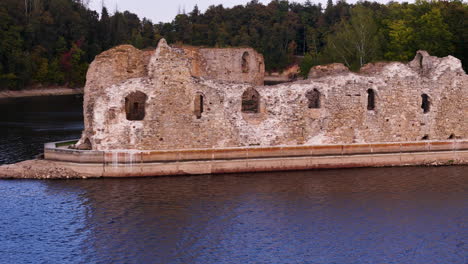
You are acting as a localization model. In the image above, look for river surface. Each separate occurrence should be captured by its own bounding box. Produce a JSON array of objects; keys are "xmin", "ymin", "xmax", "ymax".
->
[
  {"xmin": 0, "ymin": 95, "xmax": 83, "ymax": 164},
  {"xmin": 0, "ymin": 96, "xmax": 467, "ymax": 264}
]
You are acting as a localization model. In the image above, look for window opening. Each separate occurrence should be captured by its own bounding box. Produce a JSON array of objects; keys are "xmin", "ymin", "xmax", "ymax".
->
[
  {"xmin": 306, "ymin": 89, "xmax": 321, "ymax": 109},
  {"xmin": 194, "ymin": 93, "xmax": 204, "ymax": 119},
  {"xmin": 242, "ymin": 88, "xmax": 260, "ymax": 113},
  {"xmin": 125, "ymin": 91, "xmax": 147, "ymax": 120},
  {"xmin": 367, "ymin": 89, "xmax": 375, "ymax": 110},
  {"xmin": 242, "ymin": 52, "xmax": 250, "ymax": 73},
  {"xmin": 421, "ymin": 94, "xmax": 430, "ymax": 113}
]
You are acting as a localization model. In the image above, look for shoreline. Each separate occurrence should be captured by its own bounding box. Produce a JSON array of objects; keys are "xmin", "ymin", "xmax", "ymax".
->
[
  {"xmin": 1, "ymin": 140, "xmax": 467, "ymax": 179},
  {"xmin": 1, "ymin": 155, "xmax": 467, "ymax": 180},
  {"xmin": 0, "ymin": 87, "xmax": 83, "ymax": 99}
]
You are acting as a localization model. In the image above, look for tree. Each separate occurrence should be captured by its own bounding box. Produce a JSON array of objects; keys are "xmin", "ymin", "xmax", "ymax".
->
[
  {"xmin": 0, "ymin": 4, "xmax": 27, "ymax": 89},
  {"xmin": 384, "ymin": 19, "xmax": 415, "ymax": 61},
  {"xmin": 0, "ymin": 0, "xmax": 466, "ymax": 89},
  {"xmin": 415, "ymin": 7, "xmax": 453, "ymax": 57},
  {"xmin": 384, "ymin": 2, "xmax": 454, "ymax": 62},
  {"xmin": 98, "ymin": 6, "xmax": 111, "ymax": 50},
  {"xmin": 325, "ymin": 5, "xmax": 382, "ymax": 70},
  {"xmin": 439, "ymin": 0, "xmax": 468, "ymax": 70},
  {"xmin": 300, "ymin": 52, "xmax": 314, "ymax": 77},
  {"xmin": 173, "ymin": 14, "xmax": 192, "ymax": 44}
]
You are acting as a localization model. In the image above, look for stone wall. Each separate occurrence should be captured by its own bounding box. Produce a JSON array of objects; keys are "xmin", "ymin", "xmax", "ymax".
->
[
  {"xmin": 76, "ymin": 39, "xmax": 467, "ymax": 151},
  {"xmin": 264, "ymin": 64, "xmax": 300, "ymax": 85},
  {"xmin": 181, "ymin": 46, "xmax": 265, "ymax": 85},
  {"xmin": 78, "ymin": 45, "xmax": 151, "ymax": 149}
]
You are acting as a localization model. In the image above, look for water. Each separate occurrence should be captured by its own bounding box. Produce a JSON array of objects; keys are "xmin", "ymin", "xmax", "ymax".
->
[
  {"xmin": 0, "ymin": 95, "xmax": 83, "ymax": 164},
  {"xmin": 0, "ymin": 96, "xmax": 467, "ymax": 264}
]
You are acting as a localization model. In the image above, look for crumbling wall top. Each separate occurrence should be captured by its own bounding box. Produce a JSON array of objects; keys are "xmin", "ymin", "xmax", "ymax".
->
[
  {"xmin": 92, "ymin": 39, "xmax": 265, "ymax": 86},
  {"xmin": 308, "ymin": 50, "xmax": 466, "ymax": 80},
  {"xmin": 180, "ymin": 45, "xmax": 265, "ymax": 85},
  {"xmin": 308, "ymin": 63, "xmax": 350, "ymax": 79},
  {"xmin": 85, "ymin": 44, "xmax": 151, "ymax": 90}
]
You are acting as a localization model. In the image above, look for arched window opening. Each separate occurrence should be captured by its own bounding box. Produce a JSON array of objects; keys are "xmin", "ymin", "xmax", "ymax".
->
[
  {"xmin": 125, "ymin": 91, "xmax": 147, "ymax": 120},
  {"xmin": 422, "ymin": 135, "xmax": 429, "ymax": 140},
  {"xmin": 242, "ymin": 52, "xmax": 250, "ymax": 73},
  {"xmin": 421, "ymin": 94, "xmax": 430, "ymax": 113},
  {"xmin": 194, "ymin": 93, "xmax": 204, "ymax": 119},
  {"xmin": 367, "ymin": 89, "xmax": 375, "ymax": 110},
  {"xmin": 306, "ymin": 89, "xmax": 321, "ymax": 109},
  {"xmin": 242, "ymin": 88, "xmax": 260, "ymax": 113},
  {"xmin": 448, "ymin": 134, "xmax": 455, "ymax": 139}
]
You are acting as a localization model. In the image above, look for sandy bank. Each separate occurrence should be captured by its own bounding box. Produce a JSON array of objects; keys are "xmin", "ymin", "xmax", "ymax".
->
[
  {"xmin": 0, "ymin": 160, "xmax": 94, "ymax": 179},
  {"xmin": 0, "ymin": 87, "xmax": 83, "ymax": 99}
]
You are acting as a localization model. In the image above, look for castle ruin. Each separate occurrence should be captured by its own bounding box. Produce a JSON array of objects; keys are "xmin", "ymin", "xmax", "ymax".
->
[{"xmin": 75, "ymin": 39, "xmax": 467, "ymax": 151}]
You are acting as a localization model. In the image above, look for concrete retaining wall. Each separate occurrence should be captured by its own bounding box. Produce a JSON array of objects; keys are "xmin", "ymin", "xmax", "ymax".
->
[
  {"xmin": 42, "ymin": 140, "xmax": 468, "ymax": 177},
  {"xmin": 45, "ymin": 140, "xmax": 468, "ymax": 163}
]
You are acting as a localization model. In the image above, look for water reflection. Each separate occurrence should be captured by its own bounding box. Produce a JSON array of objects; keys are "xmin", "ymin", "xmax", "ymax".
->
[
  {"xmin": 0, "ymin": 95, "xmax": 83, "ymax": 164},
  {"xmin": 13, "ymin": 166, "xmax": 463, "ymax": 263}
]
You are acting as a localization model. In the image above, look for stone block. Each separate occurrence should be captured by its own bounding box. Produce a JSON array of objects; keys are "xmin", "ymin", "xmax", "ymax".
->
[
  {"xmin": 343, "ymin": 144, "xmax": 372, "ymax": 155},
  {"xmin": 370, "ymin": 153, "xmax": 402, "ymax": 167},
  {"xmin": 141, "ymin": 151, "xmax": 180, "ymax": 162},
  {"xmin": 400, "ymin": 142, "xmax": 430, "ymax": 153},
  {"xmin": 211, "ymin": 160, "xmax": 249, "ymax": 174},
  {"xmin": 104, "ymin": 151, "xmax": 142, "ymax": 164},
  {"xmin": 429, "ymin": 141, "xmax": 455, "ymax": 151},
  {"xmin": 44, "ymin": 148, "xmax": 105, "ymax": 163},
  {"xmin": 309, "ymin": 145, "xmax": 343, "ymax": 156},
  {"xmin": 103, "ymin": 163, "xmax": 142, "ymax": 177},
  {"xmin": 453, "ymin": 140, "xmax": 468, "ymax": 151},
  {"xmin": 212, "ymin": 148, "xmax": 248, "ymax": 160},
  {"xmin": 177, "ymin": 162, "xmax": 212, "ymax": 175},
  {"xmin": 178, "ymin": 149, "xmax": 213, "ymax": 161},
  {"xmin": 370, "ymin": 143, "xmax": 401, "ymax": 154},
  {"xmin": 139, "ymin": 162, "xmax": 180, "ymax": 177}
]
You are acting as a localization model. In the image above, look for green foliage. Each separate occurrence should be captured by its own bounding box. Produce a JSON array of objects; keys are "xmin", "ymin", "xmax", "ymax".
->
[
  {"xmin": 439, "ymin": 0, "xmax": 468, "ymax": 72},
  {"xmin": 0, "ymin": 0, "xmax": 160, "ymax": 89},
  {"xmin": 416, "ymin": 8, "xmax": 454, "ymax": 56},
  {"xmin": 47, "ymin": 58, "xmax": 65, "ymax": 85},
  {"xmin": 69, "ymin": 44, "xmax": 86, "ymax": 87},
  {"xmin": 34, "ymin": 59, "xmax": 49, "ymax": 83},
  {"xmin": 384, "ymin": 1, "xmax": 456, "ymax": 62},
  {"xmin": 299, "ymin": 53, "xmax": 315, "ymax": 78},
  {"xmin": 0, "ymin": 0, "xmax": 466, "ymax": 89},
  {"xmin": 385, "ymin": 19, "xmax": 415, "ymax": 61},
  {"xmin": 0, "ymin": 73, "xmax": 18, "ymax": 89}
]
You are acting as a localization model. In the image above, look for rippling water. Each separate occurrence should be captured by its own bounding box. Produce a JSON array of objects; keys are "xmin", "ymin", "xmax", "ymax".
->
[
  {"xmin": 0, "ymin": 95, "xmax": 83, "ymax": 164},
  {"xmin": 1, "ymin": 168, "xmax": 467, "ymax": 263},
  {"xmin": 0, "ymin": 96, "xmax": 467, "ymax": 263}
]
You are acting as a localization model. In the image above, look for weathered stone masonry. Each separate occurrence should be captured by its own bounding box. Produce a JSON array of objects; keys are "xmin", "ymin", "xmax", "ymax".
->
[{"xmin": 76, "ymin": 39, "xmax": 467, "ymax": 151}]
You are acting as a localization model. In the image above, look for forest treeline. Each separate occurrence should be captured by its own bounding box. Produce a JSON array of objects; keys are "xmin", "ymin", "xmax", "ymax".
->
[{"xmin": 0, "ymin": 0, "xmax": 466, "ymax": 89}]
